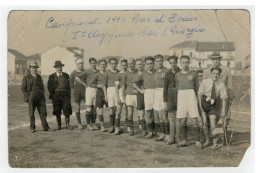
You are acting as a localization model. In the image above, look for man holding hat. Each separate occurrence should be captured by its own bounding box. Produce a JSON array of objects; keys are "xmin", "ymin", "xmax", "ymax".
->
[
  {"xmin": 21, "ymin": 62, "xmax": 50, "ymax": 133},
  {"xmin": 48, "ymin": 61, "xmax": 73, "ymax": 130},
  {"xmin": 203, "ymin": 52, "xmax": 234, "ymax": 145}
]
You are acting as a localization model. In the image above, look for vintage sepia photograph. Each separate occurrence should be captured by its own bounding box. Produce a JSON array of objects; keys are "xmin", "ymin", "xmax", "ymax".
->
[{"xmin": 7, "ymin": 9, "xmax": 251, "ymax": 168}]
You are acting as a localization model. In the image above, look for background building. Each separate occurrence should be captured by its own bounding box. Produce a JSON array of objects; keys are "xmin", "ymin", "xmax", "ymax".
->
[{"xmin": 169, "ymin": 41, "xmax": 236, "ymax": 69}]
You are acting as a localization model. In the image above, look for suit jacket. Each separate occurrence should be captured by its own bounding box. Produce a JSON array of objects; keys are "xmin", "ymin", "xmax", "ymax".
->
[
  {"xmin": 21, "ymin": 73, "xmax": 45, "ymax": 103},
  {"xmin": 47, "ymin": 72, "xmax": 71, "ymax": 100},
  {"xmin": 203, "ymin": 64, "xmax": 233, "ymax": 98}
]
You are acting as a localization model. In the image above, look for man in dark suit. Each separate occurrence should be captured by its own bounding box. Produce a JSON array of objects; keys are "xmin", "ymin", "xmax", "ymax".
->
[
  {"xmin": 21, "ymin": 62, "xmax": 50, "ymax": 133},
  {"xmin": 47, "ymin": 61, "xmax": 73, "ymax": 130}
]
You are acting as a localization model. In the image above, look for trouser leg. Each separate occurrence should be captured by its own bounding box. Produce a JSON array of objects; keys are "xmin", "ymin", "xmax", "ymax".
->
[
  {"xmin": 56, "ymin": 114, "xmax": 62, "ymax": 130},
  {"xmin": 28, "ymin": 100, "xmax": 36, "ymax": 130}
]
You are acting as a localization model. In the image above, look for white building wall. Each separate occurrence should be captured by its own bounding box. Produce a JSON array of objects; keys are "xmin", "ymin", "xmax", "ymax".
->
[
  {"xmin": 41, "ymin": 46, "xmax": 77, "ymax": 76},
  {"xmin": 8, "ymin": 52, "xmax": 16, "ymax": 75}
]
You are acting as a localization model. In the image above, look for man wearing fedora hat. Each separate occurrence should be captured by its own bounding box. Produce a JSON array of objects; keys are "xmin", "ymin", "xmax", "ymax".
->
[
  {"xmin": 47, "ymin": 61, "xmax": 73, "ymax": 130},
  {"xmin": 203, "ymin": 51, "xmax": 234, "ymax": 146},
  {"xmin": 21, "ymin": 62, "xmax": 50, "ymax": 133}
]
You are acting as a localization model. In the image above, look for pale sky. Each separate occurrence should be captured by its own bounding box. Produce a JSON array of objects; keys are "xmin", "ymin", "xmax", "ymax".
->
[{"xmin": 8, "ymin": 10, "xmax": 250, "ymax": 61}]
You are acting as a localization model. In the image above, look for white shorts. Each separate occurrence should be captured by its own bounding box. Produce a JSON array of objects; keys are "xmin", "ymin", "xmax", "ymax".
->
[
  {"xmin": 119, "ymin": 88, "xmax": 126, "ymax": 103},
  {"xmin": 126, "ymin": 95, "xmax": 137, "ymax": 107},
  {"xmin": 153, "ymin": 88, "xmax": 165, "ymax": 111},
  {"xmin": 85, "ymin": 87, "xmax": 97, "ymax": 106},
  {"xmin": 107, "ymin": 87, "xmax": 119, "ymax": 108},
  {"xmin": 144, "ymin": 89, "xmax": 155, "ymax": 110},
  {"xmin": 177, "ymin": 89, "xmax": 200, "ymax": 119}
]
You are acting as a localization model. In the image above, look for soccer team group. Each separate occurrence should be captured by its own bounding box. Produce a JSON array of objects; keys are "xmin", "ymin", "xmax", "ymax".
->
[{"xmin": 21, "ymin": 52, "xmax": 233, "ymax": 149}]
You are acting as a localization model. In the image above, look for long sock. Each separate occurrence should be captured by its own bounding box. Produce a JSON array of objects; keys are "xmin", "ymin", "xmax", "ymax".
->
[
  {"xmin": 125, "ymin": 117, "xmax": 128, "ymax": 126},
  {"xmin": 147, "ymin": 123, "xmax": 152, "ymax": 132},
  {"xmin": 85, "ymin": 112, "xmax": 91, "ymax": 124},
  {"xmin": 99, "ymin": 114, "xmax": 104, "ymax": 122},
  {"xmin": 112, "ymin": 114, "xmax": 116, "ymax": 126},
  {"xmin": 203, "ymin": 125, "xmax": 210, "ymax": 141},
  {"xmin": 176, "ymin": 121, "xmax": 181, "ymax": 141},
  {"xmin": 164, "ymin": 122, "xmax": 170, "ymax": 135},
  {"xmin": 169, "ymin": 123, "xmax": 176, "ymax": 138},
  {"xmin": 129, "ymin": 119, "xmax": 134, "ymax": 130},
  {"xmin": 194, "ymin": 126, "xmax": 200, "ymax": 141},
  {"xmin": 115, "ymin": 118, "xmax": 120, "ymax": 128},
  {"xmin": 152, "ymin": 121, "xmax": 155, "ymax": 133},
  {"xmin": 89, "ymin": 112, "xmax": 93, "ymax": 124},
  {"xmin": 140, "ymin": 119, "xmax": 146, "ymax": 130},
  {"xmin": 155, "ymin": 123, "xmax": 160, "ymax": 133},
  {"xmin": 160, "ymin": 122, "xmax": 165, "ymax": 134},
  {"xmin": 181, "ymin": 126, "xmax": 187, "ymax": 140},
  {"xmin": 109, "ymin": 114, "xmax": 114, "ymax": 127},
  {"xmin": 92, "ymin": 113, "xmax": 97, "ymax": 124}
]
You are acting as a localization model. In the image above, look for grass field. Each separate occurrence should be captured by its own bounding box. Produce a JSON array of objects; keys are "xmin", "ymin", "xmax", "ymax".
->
[{"xmin": 8, "ymin": 75, "xmax": 251, "ymax": 168}]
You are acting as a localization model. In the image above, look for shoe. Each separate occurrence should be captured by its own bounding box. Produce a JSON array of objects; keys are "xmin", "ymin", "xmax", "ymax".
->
[
  {"xmin": 87, "ymin": 124, "xmax": 95, "ymax": 131},
  {"xmin": 141, "ymin": 130, "xmax": 147, "ymax": 136},
  {"xmin": 211, "ymin": 138, "xmax": 219, "ymax": 150},
  {"xmin": 101, "ymin": 125, "xmax": 107, "ymax": 132},
  {"xmin": 145, "ymin": 132, "xmax": 153, "ymax": 139},
  {"xmin": 66, "ymin": 123, "xmax": 73, "ymax": 130},
  {"xmin": 177, "ymin": 140, "xmax": 188, "ymax": 147},
  {"xmin": 114, "ymin": 128, "xmax": 120, "ymax": 135},
  {"xmin": 108, "ymin": 127, "xmax": 114, "ymax": 133},
  {"xmin": 57, "ymin": 125, "xmax": 61, "ymax": 130},
  {"xmin": 164, "ymin": 135, "xmax": 170, "ymax": 143},
  {"xmin": 129, "ymin": 129, "xmax": 134, "ymax": 136},
  {"xmin": 78, "ymin": 123, "xmax": 83, "ymax": 130},
  {"xmin": 31, "ymin": 129, "xmax": 36, "ymax": 133},
  {"xmin": 93, "ymin": 124, "xmax": 99, "ymax": 130},
  {"xmin": 203, "ymin": 140, "xmax": 210, "ymax": 148},
  {"xmin": 156, "ymin": 134, "xmax": 165, "ymax": 141},
  {"xmin": 126, "ymin": 127, "xmax": 131, "ymax": 133},
  {"xmin": 195, "ymin": 141, "xmax": 203, "ymax": 149},
  {"xmin": 166, "ymin": 136, "xmax": 175, "ymax": 145}
]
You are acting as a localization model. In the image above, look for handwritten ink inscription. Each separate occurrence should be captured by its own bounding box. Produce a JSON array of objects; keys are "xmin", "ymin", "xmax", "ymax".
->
[{"xmin": 45, "ymin": 13, "xmax": 204, "ymax": 46}]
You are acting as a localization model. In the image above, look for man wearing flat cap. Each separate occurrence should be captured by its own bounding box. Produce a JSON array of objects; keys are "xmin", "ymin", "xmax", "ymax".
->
[
  {"xmin": 203, "ymin": 52, "xmax": 234, "ymax": 146},
  {"xmin": 48, "ymin": 61, "xmax": 73, "ymax": 130},
  {"xmin": 21, "ymin": 62, "xmax": 50, "ymax": 133}
]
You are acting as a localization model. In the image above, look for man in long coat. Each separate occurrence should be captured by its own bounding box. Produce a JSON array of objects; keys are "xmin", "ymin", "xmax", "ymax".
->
[
  {"xmin": 21, "ymin": 62, "xmax": 50, "ymax": 133},
  {"xmin": 47, "ymin": 61, "xmax": 73, "ymax": 130}
]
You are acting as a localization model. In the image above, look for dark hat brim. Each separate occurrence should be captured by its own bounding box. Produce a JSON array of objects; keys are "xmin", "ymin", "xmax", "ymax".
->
[
  {"xmin": 29, "ymin": 65, "xmax": 39, "ymax": 68},
  {"xmin": 53, "ymin": 64, "xmax": 65, "ymax": 67},
  {"xmin": 209, "ymin": 56, "xmax": 223, "ymax": 59}
]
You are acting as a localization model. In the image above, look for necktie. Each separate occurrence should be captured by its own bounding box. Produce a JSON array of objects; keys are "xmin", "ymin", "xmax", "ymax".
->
[{"xmin": 211, "ymin": 81, "xmax": 216, "ymax": 100}]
